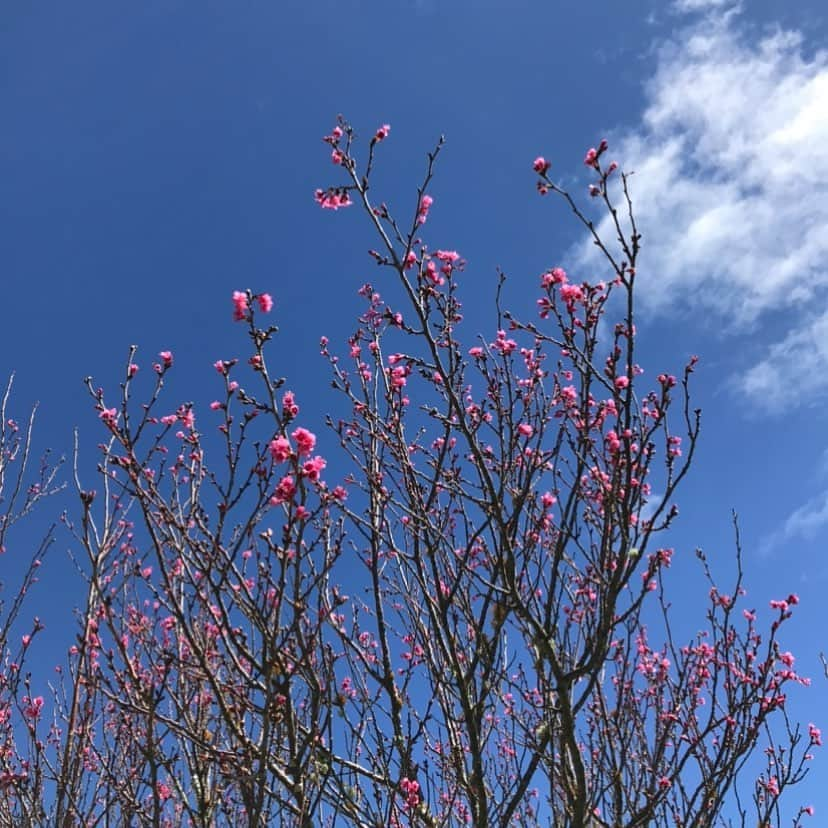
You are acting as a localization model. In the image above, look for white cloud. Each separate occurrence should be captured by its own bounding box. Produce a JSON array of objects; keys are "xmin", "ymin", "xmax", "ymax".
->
[
  {"xmin": 573, "ymin": 10, "xmax": 828, "ymax": 409},
  {"xmin": 739, "ymin": 309, "xmax": 828, "ymax": 411},
  {"xmin": 759, "ymin": 488, "xmax": 828, "ymax": 556},
  {"xmin": 673, "ymin": 0, "xmax": 735, "ymax": 11}
]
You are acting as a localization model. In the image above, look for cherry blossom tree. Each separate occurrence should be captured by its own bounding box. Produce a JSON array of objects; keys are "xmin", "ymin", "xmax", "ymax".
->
[
  {"xmin": 0, "ymin": 376, "xmax": 62, "ymax": 825},
  {"xmin": 0, "ymin": 119, "xmax": 820, "ymax": 826}
]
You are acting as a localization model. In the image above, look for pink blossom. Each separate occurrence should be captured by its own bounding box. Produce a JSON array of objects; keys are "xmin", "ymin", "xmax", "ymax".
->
[
  {"xmin": 389, "ymin": 365, "xmax": 409, "ymax": 388},
  {"xmin": 232, "ymin": 291, "xmax": 249, "ymax": 321},
  {"xmin": 314, "ymin": 188, "xmax": 352, "ymax": 210},
  {"xmin": 533, "ymin": 156, "xmax": 550, "ymax": 174},
  {"xmin": 302, "ymin": 455, "xmax": 327, "ymax": 481},
  {"xmin": 258, "ymin": 293, "xmax": 274, "ymax": 313},
  {"xmin": 399, "ymin": 776, "xmax": 421, "ymax": 810},
  {"xmin": 269, "ymin": 435, "xmax": 291, "ymax": 462},
  {"xmin": 291, "ymin": 427, "xmax": 316, "ymax": 457},
  {"xmin": 541, "ymin": 267, "xmax": 567, "ymax": 287},
  {"xmin": 469, "ymin": 346, "xmax": 484, "ymax": 358},
  {"xmin": 541, "ymin": 492, "xmax": 556, "ymax": 508},
  {"xmin": 605, "ymin": 429, "xmax": 621, "ymax": 453},
  {"xmin": 159, "ymin": 351, "xmax": 173, "ymax": 368},
  {"xmin": 614, "ymin": 376, "xmax": 630, "ymax": 390},
  {"xmin": 491, "ymin": 330, "xmax": 517, "ymax": 355},
  {"xmin": 270, "ymin": 475, "xmax": 296, "ymax": 505},
  {"xmin": 282, "ymin": 391, "xmax": 299, "ymax": 419},
  {"xmin": 584, "ymin": 147, "xmax": 598, "ymax": 167},
  {"xmin": 374, "ymin": 123, "xmax": 390, "ymax": 142},
  {"xmin": 128, "ymin": 363, "xmax": 139, "ymax": 377},
  {"xmin": 559, "ymin": 283, "xmax": 584, "ymax": 305},
  {"xmin": 99, "ymin": 407, "xmax": 118, "ymax": 426},
  {"xmin": 417, "ymin": 194, "xmax": 433, "ymax": 225},
  {"xmin": 517, "ymin": 423, "xmax": 533, "ymax": 437},
  {"xmin": 809, "ymin": 723, "xmax": 822, "ymax": 746},
  {"xmin": 23, "ymin": 696, "xmax": 43, "ymax": 720}
]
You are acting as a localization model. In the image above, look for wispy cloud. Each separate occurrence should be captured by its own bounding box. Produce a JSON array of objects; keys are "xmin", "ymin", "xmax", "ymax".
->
[
  {"xmin": 672, "ymin": 0, "xmax": 736, "ymax": 12},
  {"xmin": 740, "ymin": 309, "xmax": 828, "ymax": 412},
  {"xmin": 574, "ymin": 6, "xmax": 828, "ymax": 410},
  {"xmin": 759, "ymin": 488, "xmax": 828, "ymax": 556}
]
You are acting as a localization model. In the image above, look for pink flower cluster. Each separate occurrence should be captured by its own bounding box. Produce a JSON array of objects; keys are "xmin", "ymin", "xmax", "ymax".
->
[
  {"xmin": 584, "ymin": 138, "xmax": 609, "ymax": 168},
  {"xmin": 491, "ymin": 330, "xmax": 517, "ymax": 355},
  {"xmin": 315, "ymin": 187, "xmax": 352, "ymax": 210},
  {"xmin": 399, "ymin": 776, "xmax": 421, "ymax": 810},
  {"xmin": 232, "ymin": 291, "xmax": 273, "ymax": 321},
  {"xmin": 270, "ymin": 475, "xmax": 296, "ymax": 506},
  {"xmin": 416, "ymin": 194, "xmax": 433, "ymax": 226},
  {"xmin": 22, "ymin": 695, "xmax": 44, "ymax": 720}
]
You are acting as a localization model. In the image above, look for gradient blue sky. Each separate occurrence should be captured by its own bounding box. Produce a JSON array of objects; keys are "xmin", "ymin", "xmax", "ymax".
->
[{"xmin": 3, "ymin": 0, "xmax": 828, "ymax": 818}]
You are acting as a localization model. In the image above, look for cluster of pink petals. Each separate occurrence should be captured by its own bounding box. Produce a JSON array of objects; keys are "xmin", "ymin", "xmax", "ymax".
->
[
  {"xmin": 491, "ymin": 330, "xmax": 517, "ymax": 355},
  {"xmin": 232, "ymin": 291, "xmax": 274, "ymax": 321},
  {"xmin": 541, "ymin": 267, "xmax": 567, "ymax": 287},
  {"xmin": 269, "ymin": 435, "xmax": 291, "ymax": 463},
  {"xmin": 302, "ymin": 455, "xmax": 326, "ymax": 481},
  {"xmin": 315, "ymin": 187, "xmax": 352, "ymax": 210},
  {"xmin": 559, "ymin": 282, "xmax": 584, "ymax": 307},
  {"xmin": 416, "ymin": 194, "xmax": 433, "ymax": 225},
  {"xmin": 22, "ymin": 696, "xmax": 44, "ymax": 720},
  {"xmin": 584, "ymin": 139, "xmax": 608, "ymax": 168},
  {"xmin": 270, "ymin": 475, "xmax": 296, "ymax": 505},
  {"xmin": 399, "ymin": 776, "xmax": 421, "ymax": 810},
  {"xmin": 292, "ymin": 427, "xmax": 316, "ymax": 457},
  {"xmin": 282, "ymin": 391, "xmax": 299, "ymax": 419},
  {"xmin": 232, "ymin": 291, "xmax": 248, "ymax": 321}
]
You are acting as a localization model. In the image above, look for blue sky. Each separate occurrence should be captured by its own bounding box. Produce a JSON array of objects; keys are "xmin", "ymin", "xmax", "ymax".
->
[{"xmin": 2, "ymin": 0, "xmax": 828, "ymax": 818}]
